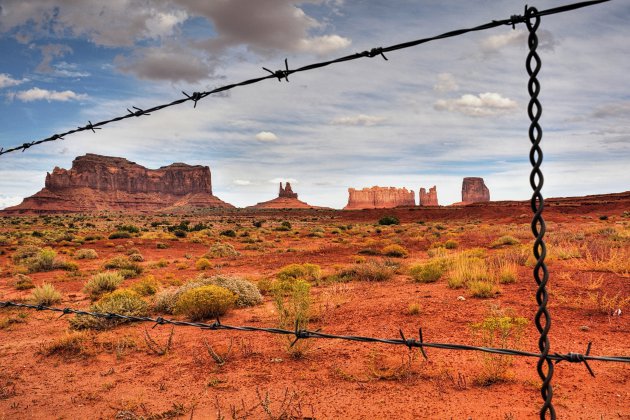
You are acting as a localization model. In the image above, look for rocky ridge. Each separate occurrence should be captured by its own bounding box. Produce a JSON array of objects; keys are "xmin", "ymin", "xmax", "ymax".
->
[{"xmin": 344, "ymin": 186, "xmax": 415, "ymax": 210}]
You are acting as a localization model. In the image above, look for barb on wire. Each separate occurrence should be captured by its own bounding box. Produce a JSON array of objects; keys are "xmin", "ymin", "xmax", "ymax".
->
[
  {"xmin": 0, "ymin": 0, "xmax": 610, "ymax": 157},
  {"xmin": 2, "ymin": 300, "xmax": 629, "ymax": 372}
]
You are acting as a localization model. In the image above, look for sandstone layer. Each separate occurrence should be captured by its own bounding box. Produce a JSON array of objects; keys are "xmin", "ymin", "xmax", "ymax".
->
[
  {"xmin": 344, "ymin": 186, "xmax": 415, "ymax": 210},
  {"xmin": 461, "ymin": 177, "xmax": 490, "ymax": 203},
  {"xmin": 249, "ymin": 182, "xmax": 324, "ymax": 209},
  {"xmin": 419, "ymin": 186, "xmax": 439, "ymax": 206},
  {"xmin": 3, "ymin": 154, "xmax": 233, "ymax": 213}
]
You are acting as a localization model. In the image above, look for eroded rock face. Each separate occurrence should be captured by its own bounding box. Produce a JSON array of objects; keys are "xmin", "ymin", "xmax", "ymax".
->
[
  {"xmin": 278, "ymin": 182, "xmax": 298, "ymax": 199},
  {"xmin": 419, "ymin": 186, "xmax": 439, "ymax": 206},
  {"xmin": 4, "ymin": 154, "xmax": 233, "ymax": 213},
  {"xmin": 344, "ymin": 186, "xmax": 415, "ymax": 210},
  {"xmin": 461, "ymin": 177, "xmax": 490, "ymax": 203}
]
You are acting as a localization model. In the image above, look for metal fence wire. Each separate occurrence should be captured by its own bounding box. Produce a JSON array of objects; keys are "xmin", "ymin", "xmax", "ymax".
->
[{"xmin": 1, "ymin": 1, "xmax": 628, "ymax": 419}]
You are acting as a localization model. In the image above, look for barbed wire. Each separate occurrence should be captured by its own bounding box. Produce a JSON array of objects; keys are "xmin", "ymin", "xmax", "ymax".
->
[
  {"xmin": 1, "ymin": 301, "xmax": 629, "ymax": 374},
  {"xmin": 0, "ymin": 0, "xmax": 610, "ymax": 157}
]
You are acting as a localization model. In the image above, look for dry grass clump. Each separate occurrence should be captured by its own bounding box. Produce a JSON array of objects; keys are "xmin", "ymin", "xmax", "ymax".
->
[
  {"xmin": 30, "ymin": 283, "xmax": 62, "ymax": 306},
  {"xmin": 489, "ymin": 235, "xmax": 520, "ymax": 248},
  {"xmin": 335, "ymin": 260, "xmax": 395, "ymax": 282},
  {"xmin": 578, "ymin": 246, "xmax": 629, "ymax": 276},
  {"xmin": 14, "ymin": 273, "xmax": 34, "ymax": 290},
  {"xmin": 70, "ymin": 289, "xmax": 148, "ymax": 330},
  {"xmin": 83, "ymin": 272, "xmax": 124, "ymax": 300},
  {"xmin": 195, "ymin": 257, "xmax": 213, "ymax": 270},
  {"xmin": 381, "ymin": 244, "xmax": 409, "ymax": 258},
  {"xmin": 103, "ymin": 256, "xmax": 143, "ymax": 278},
  {"xmin": 495, "ymin": 260, "xmax": 519, "ymax": 284},
  {"xmin": 174, "ymin": 285, "xmax": 237, "ymax": 321},
  {"xmin": 586, "ymin": 292, "xmax": 629, "ymax": 316},
  {"xmin": 74, "ymin": 248, "xmax": 98, "ymax": 260},
  {"xmin": 39, "ymin": 332, "xmax": 90, "ymax": 358},
  {"xmin": 130, "ymin": 275, "xmax": 161, "ymax": 296}
]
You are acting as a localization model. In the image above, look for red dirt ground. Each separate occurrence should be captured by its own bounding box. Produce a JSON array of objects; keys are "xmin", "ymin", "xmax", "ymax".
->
[{"xmin": 1, "ymin": 193, "xmax": 628, "ymax": 419}]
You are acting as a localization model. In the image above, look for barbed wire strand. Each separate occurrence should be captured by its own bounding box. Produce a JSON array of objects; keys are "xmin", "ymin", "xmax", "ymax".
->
[
  {"xmin": 1, "ymin": 301, "xmax": 629, "ymax": 369},
  {"xmin": 0, "ymin": 0, "xmax": 610, "ymax": 157}
]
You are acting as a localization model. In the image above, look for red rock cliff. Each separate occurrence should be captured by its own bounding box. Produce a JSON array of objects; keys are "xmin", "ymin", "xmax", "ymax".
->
[
  {"xmin": 461, "ymin": 177, "xmax": 490, "ymax": 203},
  {"xmin": 344, "ymin": 186, "xmax": 415, "ymax": 210},
  {"xmin": 278, "ymin": 182, "xmax": 298, "ymax": 199},
  {"xmin": 419, "ymin": 186, "xmax": 439, "ymax": 206},
  {"xmin": 4, "ymin": 154, "xmax": 233, "ymax": 213}
]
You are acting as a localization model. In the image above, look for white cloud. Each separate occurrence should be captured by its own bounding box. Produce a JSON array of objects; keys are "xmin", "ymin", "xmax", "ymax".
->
[
  {"xmin": 255, "ymin": 131, "xmax": 278, "ymax": 142},
  {"xmin": 331, "ymin": 114, "xmax": 385, "ymax": 126},
  {"xmin": 481, "ymin": 29, "xmax": 557, "ymax": 55},
  {"xmin": 13, "ymin": 87, "xmax": 87, "ymax": 102},
  {"xmin": 433, "ymin": 73, "xmax": 458, "ymax": 93},
  {"xmin": 0, "ymin": 195, "xmax": 24, "ymax": 209},
  {"xmin": 144, "ymin": 9, "xmax": 188, "ymax": 39},
  {"xmin": 234, "ymin": 179, "xmax": 251, "ymax": 185},
  {"xmin": 297, "ymin": 35, "xmax": 351, "ymax": 55},
  {"xmin": 0, "ymin": 73, "xmax": 25, "ymax": 88},
  {"xmin": 434, "ymin": 93, "xmax": 517, "ymax": 117}
]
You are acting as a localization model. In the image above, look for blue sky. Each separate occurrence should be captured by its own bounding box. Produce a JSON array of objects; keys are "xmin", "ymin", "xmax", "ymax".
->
[{"xmin": 0, "ymin": 0, "xmax": 628, "ymax": 209}]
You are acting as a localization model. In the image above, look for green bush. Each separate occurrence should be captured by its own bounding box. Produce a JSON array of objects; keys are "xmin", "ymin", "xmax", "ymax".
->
[
  {"xmin": 205, "ymin": 275, "xmax": 263, "ymax": 307},
  {"xmin": 378, "ymin": 215, "xmax": 400, "ymax": 226},
  {"xmin": 70, "ymin": 289, "xmax": 148, "ymax": 330},
  {"xmin": 31, "ymin": 283, "xmax": 62, "ymax": 306},
  {"xmin": 117, "ymin": 224, "xmax": 140, "ymax": 233},
  {"xmin": 277, "ymin": 263, "xmax": 321, "ymax": 284},
  {"xmin": 83, "ymin": 272, "xmax": 124, "ymax": 300},
  {"xmin": 219, "ymin": 229, "xmax": 236, "ymax": 238},
  {"xmin": 174, "ymin": 285, "xmax": 236, "ymax": 321},
  {"xmin": 130, "ymin": 276, "xmax": 160, "ymax": 296},
  {"xmin": 12, "ymin": 245, "xmax": 42, "ymax": 263},
  {"xmin": 381, "ymin": 244, "xmax": 409, "ymax": 258},
  {"xmin": 103, "ymin": 256, "xmax": 143, "ymax": 277},
  {"xmin": 108, "ymin": 231, "xmax": 131, "ymax": 240},
  {"xmin": 26, "ymin": 248, "xmax": 71, "ymax": 273},
  {"xmin": 75, "ymin": 248, "xmax": 98, "ymax": 259},
  {"xmin": 409, "ymin": 261, "xmax": 444, "ymax": 283}
]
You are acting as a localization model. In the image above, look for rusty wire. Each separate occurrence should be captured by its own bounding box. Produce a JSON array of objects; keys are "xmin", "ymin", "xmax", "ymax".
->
[{"xmin": 0, "ymin": 0, "xmax": 610, "ymax": 157}]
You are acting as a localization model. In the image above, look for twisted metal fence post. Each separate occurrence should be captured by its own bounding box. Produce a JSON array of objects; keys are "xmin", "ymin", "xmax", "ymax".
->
[{"xmin": 525, "ymin": 6, "xmax": 555, "ymax": 419}]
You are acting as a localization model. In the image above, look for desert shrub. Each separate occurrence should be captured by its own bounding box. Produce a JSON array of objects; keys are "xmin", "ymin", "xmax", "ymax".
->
[
  {"xmin": 378, "ymin": 215, "xmax": 399, "ymax": 226},
  {"xmin": 25, "ymin": 248, "xmax": 57, "ymax": 273},
  {"xmin": 468, "ymin": 280, "xmax": 496, "ymax": 298},
  {"xmin": 131, "ymin": 275, "xmax": 160, "ymax": 296},
  {"xmin": 117, "ymin": 224, "xmax": 140, "ymax": 233},
  {"xmin": 205, "ymin": 242, "xmax": 239, "ymax": 258},
  {"xmin": 14, "ymin": 273, "xmax": 34, "ymax": 290},
  {"xmin": 336, "ymin": 260, "xmax": 394, "ymax": 282},
  {"xmin": 108, "ymin": 231, "xmax": 131, "ymax": 240},
  {"xmin": 407, "ymin": 303, "xmax": 421, "ymax": 315},
  {"xmin": 83, "ymin": 272, "xmax": 124, "ymax": 300},
  {"xmin": 128, "ymin": 253, "xmax": 144, "ymax": 262},
  {"xmin": 195, "ymin": 257, "xmax": 213, "ymax": 270},
  {"xmin": 490, "ymin": 235, "xmax": 520, "ymax": 248},
  {"xmin": 203, "ymin": 275, "xmax": 263, "ymax": 307},
  {"xmin": 103, "ymin": 256, "xmax": 143, "ymax": 277},
  {"xmin": 30, "ymin": 283, "xmax": 62, "ymax": 306},
  {"xmin": 75, "ymin": 248, "xmax": 98, "ymax": 259},
  {"xmin": 173, "ymin": 229, "xmax": 187, "ymax": 238},
  {"xmin": 219, "ymin": 229, "xmax": 237, "ymax": 238},
  {"xmin": 174, "ymin": 285, "xmax": 236, "ymax": 321},
  {"xmin": 409, "ymin": 261, "xmax": 444, "ymax": 283},
  {"xmin": 154, "ymin": 287, "xmax": 180, "ymax": 314},
  {"xmin": 381, "ymin": 244, "xmax": 408, "ymax": 258},
  {"xmin": 277, "ymin": 263, "xmax": 322, "ymax": 284},
  {"xmin": 444, "ymin": 239, "xmax": 458, "ymax": 250},
  {"xmin": 253, "ymin": 220, "xmax": 264, "ymax": 228},
  {"xmin": 471, "ymin": 308, "xmax": 527, "ymax": 385},
  {"xmin": 448, "ymin": 254, "xmax": 489, "ymax": 289},
  {"xmin": 70, "ymin": 289, "xmax": 148, "ymax": 330},
  {"xmin": 12, "ymin": 245, "xmax": 42, "ymax": 263},
  {"xmin": 156, "ymin": 242, "xmax": 169, "ymax": 249},
  {"xmin": 358, "ymin": 248, "xmax": 380, "ymax": 256}
]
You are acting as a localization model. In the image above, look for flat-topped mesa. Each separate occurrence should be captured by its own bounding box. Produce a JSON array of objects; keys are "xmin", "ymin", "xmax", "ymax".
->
[
  {"xmin": 419, "ymin": 186, "xmax": 439, "ymax": 206},
  {"xmin": 278, "ymin": 182, "xmax": 298, "ymax": 199},
  {"xmin": 461, "ymin": 177, "xmax": 490, "ymax": 203},
  {"xmin": 344, "ymin": 186, "xmax": 415, "ymax": 210},
  {"xmin": 45, "ymin": 154, "xmax": 212, "ymax": 195},
  {"xmin": 3, "ymin": 153, "xmax": 233, "ymax": 213}
]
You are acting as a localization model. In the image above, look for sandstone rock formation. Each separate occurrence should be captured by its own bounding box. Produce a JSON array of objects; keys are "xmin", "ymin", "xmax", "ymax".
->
[
  {"xmin": 278, "ymin": 182, "xmax": 298, "ymax": 199},
  {"xmin": 344, "ymin": 186, "xmax": 415, "ymax": 210},
  {"xmin": 419, "ymin": 186, "xmax": 439, "ymax": 206},
  {"xmin": 3, "ymin": 154, "xmax": 233, "ymax": 213},
  {"xmin": 461, "ymin": 177, "xmax": 490, "ymax": 203},
  {"xmin": 249, "ymin": 182, "xmax": 324, "ymax": 209}
]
